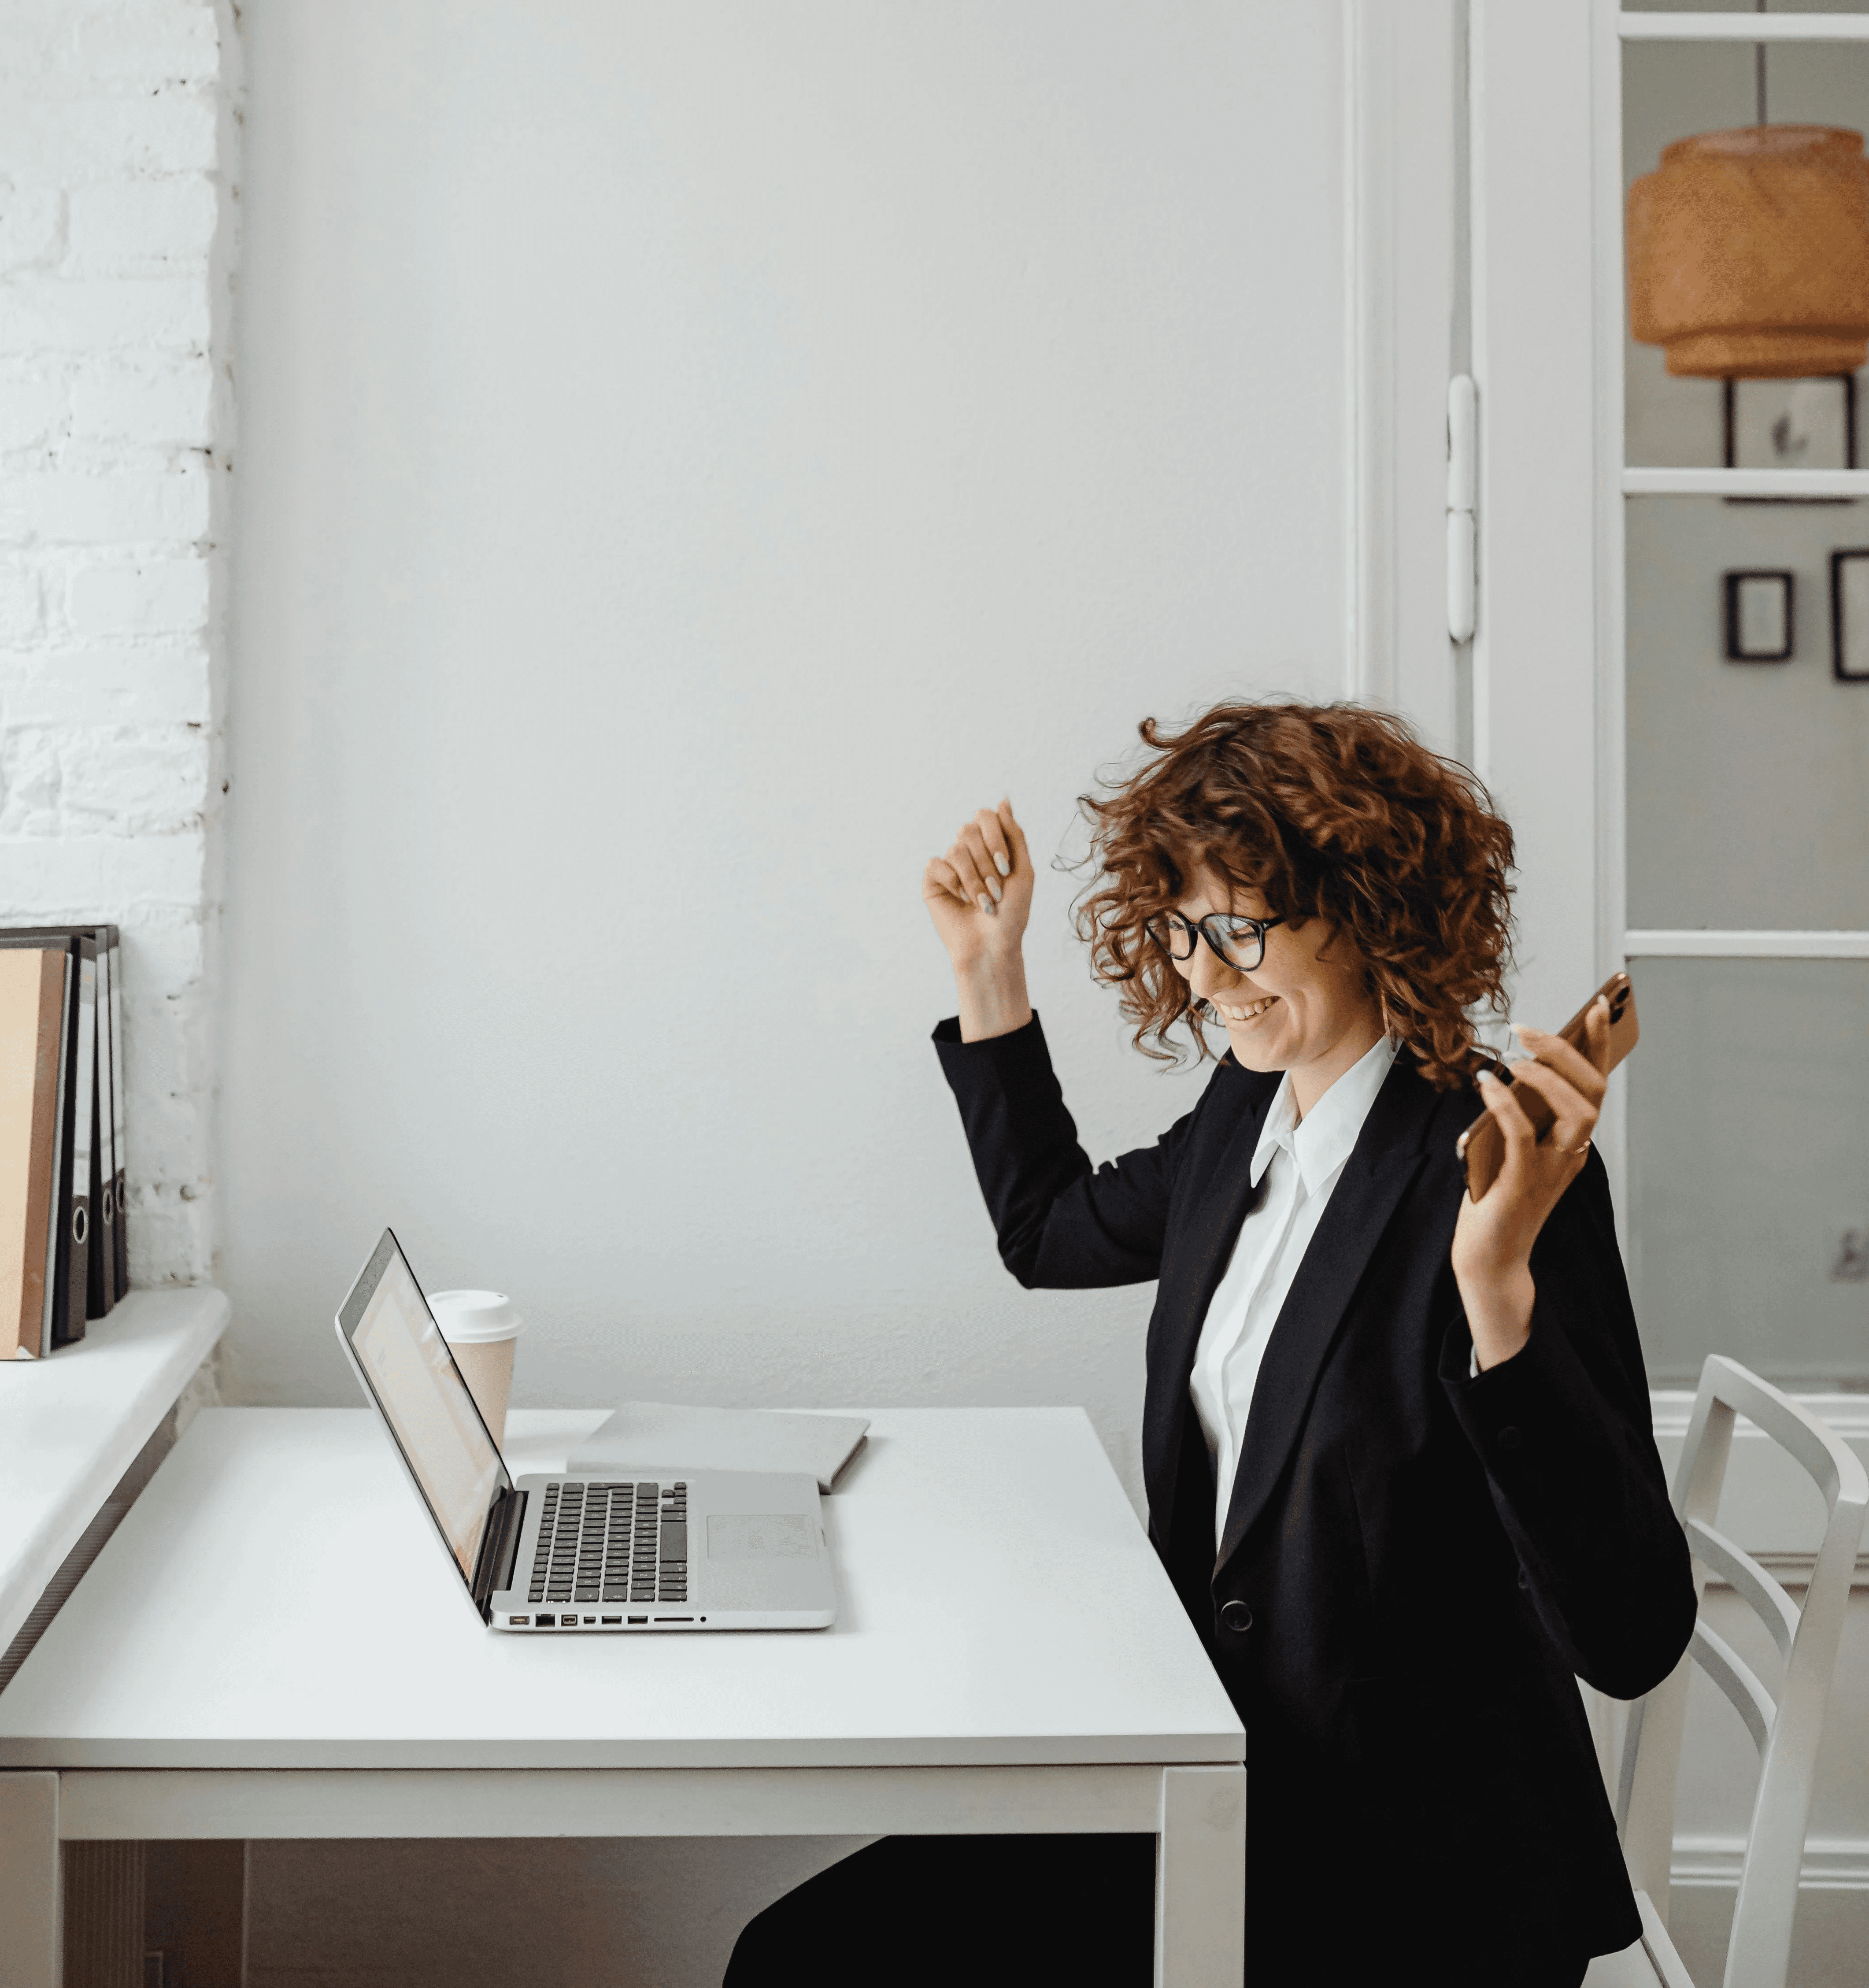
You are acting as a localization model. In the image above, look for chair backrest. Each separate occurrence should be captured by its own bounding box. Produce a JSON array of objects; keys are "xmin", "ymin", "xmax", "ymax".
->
[{"xmin": 1617, "ymin": 1355, "xmax": 1868, "ymax": 1988}]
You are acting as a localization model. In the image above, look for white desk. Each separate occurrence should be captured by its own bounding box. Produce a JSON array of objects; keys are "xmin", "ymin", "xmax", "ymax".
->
[
  {"xmin": 0, "ymin": 1287, "xmax": 230, "ymax": 1657},
  {"xmin": 0, "ymin": 1405, "xmax": 1245, "ymax": 1987}
]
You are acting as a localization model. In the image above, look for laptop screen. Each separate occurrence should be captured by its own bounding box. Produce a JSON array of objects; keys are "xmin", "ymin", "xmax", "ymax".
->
[{"xmin": 337, "ymin": 1230, "xmax": 509, "ymax": 1585}]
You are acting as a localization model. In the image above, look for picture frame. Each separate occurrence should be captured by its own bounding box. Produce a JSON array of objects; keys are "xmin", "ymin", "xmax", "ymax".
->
[
  {"xmin": 1829, "ymin": 550, "xmax": 1869, "ymax": 681},
  {"xmin": 1724, "ymin": 374, "xmax": 1858, "ymax": 472},
  {"xmin": 1723, "ymin": 570, "xmax": 1794, "ymax": 663}
]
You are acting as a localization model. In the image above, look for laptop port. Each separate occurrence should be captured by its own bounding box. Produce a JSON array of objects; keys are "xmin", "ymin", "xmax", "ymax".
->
[
  {"xmin": 535, "ymin": 1613, "xmax": 555, "ymax": 1626},
  {"xmin": 652, "ymin": 1616, "xmax": 693, "ymax": 1623},
  {"xmin": 627, "ymin": 1615, "xmax": 647, "ymax": 1624},
  {"xmin": 510, "ymin": 1616, "xmax": 531, "ymax": 1626},
  {"xmin": 601, "ymin": 1615, "xmax": 621, "ymax": 1624}
]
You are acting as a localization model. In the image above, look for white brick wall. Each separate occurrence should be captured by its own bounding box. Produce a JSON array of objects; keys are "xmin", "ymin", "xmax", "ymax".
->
[{"xmin": 0, "ymin": 0, "xmax": 239, "ymax": 1285}]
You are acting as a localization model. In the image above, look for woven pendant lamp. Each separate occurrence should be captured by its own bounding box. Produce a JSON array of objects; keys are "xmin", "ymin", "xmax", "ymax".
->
[{"xmin": 1627, "ymin": 126, "xmax": 1869, "ymax": 378}]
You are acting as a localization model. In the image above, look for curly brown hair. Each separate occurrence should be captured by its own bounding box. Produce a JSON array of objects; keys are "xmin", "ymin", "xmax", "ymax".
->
[{"xmin": 1073, "ymin": 701, "xmax": 1515, "ymax": 1088}]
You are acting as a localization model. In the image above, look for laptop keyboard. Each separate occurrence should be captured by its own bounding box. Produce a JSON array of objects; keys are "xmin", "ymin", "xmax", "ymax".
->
[{"xmin": 527, "ymin": 1479, "xmax": 688, "ymax": 1608}]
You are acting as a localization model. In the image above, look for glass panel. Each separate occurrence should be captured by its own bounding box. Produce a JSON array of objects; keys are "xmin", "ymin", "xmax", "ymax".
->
[
  {"xmin": 1627, "ymin": 495, "xmax": 1869, "ymax": 930},
  {"xmin": 1627, "ymin": 957, "xmax": 1869, "ymax": 1386},
  {"xmin": 1624, "ymin": 19, "xmax": 1869, "ymax": 470}
]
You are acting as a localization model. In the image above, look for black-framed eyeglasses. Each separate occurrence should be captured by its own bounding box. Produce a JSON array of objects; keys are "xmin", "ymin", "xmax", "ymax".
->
[{"xmin": 1142, "ymin": 911, "xmax": 1285, "ymax": 974}]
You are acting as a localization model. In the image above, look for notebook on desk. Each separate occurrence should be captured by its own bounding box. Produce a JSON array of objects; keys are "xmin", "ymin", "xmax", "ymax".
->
[
  {"xmin": 569, "ymin": 1402, "xmax": 869, "ymax": 1494},
  {"xmin": 334, "ymin": 1228, "xmax": 838, "ymax": 1634}
]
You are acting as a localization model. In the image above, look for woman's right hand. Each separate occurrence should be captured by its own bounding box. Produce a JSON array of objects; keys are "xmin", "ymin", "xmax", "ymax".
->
[
  {"xmin": 923, "ymin": 798, "xmax": 1033, "ymax": 965},
  {"xmin": 922, "ymin": 799, "xmax": 1036, "ymax": 1039}
]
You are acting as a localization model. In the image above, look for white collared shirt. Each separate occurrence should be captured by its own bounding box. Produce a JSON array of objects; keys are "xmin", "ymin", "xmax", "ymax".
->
[{"xmin": 1189, "ymin": 1033, "xmax": 1399, "ymax": 1545}]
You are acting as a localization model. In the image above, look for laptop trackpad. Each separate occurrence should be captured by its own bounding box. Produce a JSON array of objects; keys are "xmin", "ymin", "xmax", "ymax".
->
[{"xmin": 708, "ymin": 1513, "xmax": 818, "ymax": 1560}]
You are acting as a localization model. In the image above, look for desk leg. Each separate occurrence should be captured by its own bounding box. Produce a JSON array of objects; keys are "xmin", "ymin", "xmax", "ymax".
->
[
  {"xmin": 1154, "ymin": 1763, "xmax": 1245, "ymax": 1988},
  {"xmin": 0, "ymin": 1772, "xmax": 60, "ymax": 1988}
]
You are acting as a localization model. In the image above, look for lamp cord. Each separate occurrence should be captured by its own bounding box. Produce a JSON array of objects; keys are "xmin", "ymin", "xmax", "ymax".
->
[{"xmin": 1757, "ymin": 0, "xmax": 1769, "ymax": 128}]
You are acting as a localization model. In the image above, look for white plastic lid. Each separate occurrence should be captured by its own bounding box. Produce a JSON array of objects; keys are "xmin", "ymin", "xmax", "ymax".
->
[{"xmin": 427, "ymin": 1289, "xmax": 522, "ymax": 1344}]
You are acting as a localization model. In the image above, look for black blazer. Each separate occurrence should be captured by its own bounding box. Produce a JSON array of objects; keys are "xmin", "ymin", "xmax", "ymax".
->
[{"xmin": 935, "ymin": 1015, "xmax": 1695, "ymax": 1983}]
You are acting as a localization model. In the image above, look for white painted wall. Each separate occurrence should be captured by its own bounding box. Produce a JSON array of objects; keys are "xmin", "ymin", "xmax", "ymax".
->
[{"xmin": 219, "ymin": 1, "xmax": 1353, "ymax": 1514}]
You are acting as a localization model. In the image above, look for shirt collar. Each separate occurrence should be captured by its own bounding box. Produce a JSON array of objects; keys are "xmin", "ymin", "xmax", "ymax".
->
[{"xmin": 1249, "ymin": 1034, "xmax": 1399, "ymax": 1195}]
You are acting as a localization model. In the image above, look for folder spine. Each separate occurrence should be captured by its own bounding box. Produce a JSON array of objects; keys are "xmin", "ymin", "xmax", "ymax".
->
[
  {"xmin": 1, "ymin": 949, "xmax": 67, "ymax": 1360},
  {"xmin": 108, "ymin": 929, "xmax": 127, "ymax": 1294},
  {"xmin": 86, "ymin": 936, "xmax": 115, "ymax": 1318},
  {"xmin": 0, "ymin": 924, "xmax": 125, "ymax": 1345},
  {"xmin": 39, "ymin": 955, "xmax": 70, "ymax": 1355},
  {"xmin": 52, "ymin": 940, "xmax": 96, "ymax": 1348}
]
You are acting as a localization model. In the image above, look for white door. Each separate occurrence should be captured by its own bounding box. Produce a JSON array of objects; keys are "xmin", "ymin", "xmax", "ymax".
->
[{"xmin": 1470, "ymin": 0, "xmax": 1869, "ymax": 1393}]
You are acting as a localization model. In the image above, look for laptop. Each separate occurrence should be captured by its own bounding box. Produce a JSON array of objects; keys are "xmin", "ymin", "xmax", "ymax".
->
[{"xmin": 334, "ymin": 1228, "xmax": 838, "ymax": 1633}]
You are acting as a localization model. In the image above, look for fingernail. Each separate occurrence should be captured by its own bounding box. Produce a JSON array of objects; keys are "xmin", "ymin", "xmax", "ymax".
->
[
  {"xmin": 987, "ymin": 877, "xmax": 1002, "ymax": 903},
  {"xmin": 977, "ymin": 895, "xmax": 996, "ymax": 916},
  {"xmin": 994, "ymin": 854, "xmax": 1010, "ymax": 878},
  {"xmin": 1477, "ymin": 1069, "xmax": 1496, "ymax": 1085}
]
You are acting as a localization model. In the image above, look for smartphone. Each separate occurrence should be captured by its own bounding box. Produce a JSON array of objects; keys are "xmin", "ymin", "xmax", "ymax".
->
[{"xmin": 1457, "ymin": 970, "xmax": 1639, "ymax": 1202}]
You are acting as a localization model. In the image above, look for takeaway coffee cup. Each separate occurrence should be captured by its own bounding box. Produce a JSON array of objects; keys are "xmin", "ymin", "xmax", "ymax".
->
[{"xmin": 429, "ymin": 1289, "xmax": 522, "ymax": 1449}]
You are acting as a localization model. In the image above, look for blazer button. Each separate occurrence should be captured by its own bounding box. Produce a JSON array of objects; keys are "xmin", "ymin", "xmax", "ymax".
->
[
  {"xmin": 1497, "ymin": 1425, "xmax": 1523, "ymax": 1453},
  {"xmin": 1219, "ymin": 1599, "xmax": 1254, "ymax": 1635}
]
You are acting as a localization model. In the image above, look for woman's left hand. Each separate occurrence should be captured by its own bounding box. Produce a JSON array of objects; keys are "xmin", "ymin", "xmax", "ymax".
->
[{"xmin": 1451, "ymin": 997, "xmax": 1612, "ymax": 1370}]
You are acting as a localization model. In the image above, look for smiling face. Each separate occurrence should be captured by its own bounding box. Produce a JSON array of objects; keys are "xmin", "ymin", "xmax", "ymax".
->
[{"xmin": 1173, "ymin": 866, "xmax": 1388, "ymax": 1113}]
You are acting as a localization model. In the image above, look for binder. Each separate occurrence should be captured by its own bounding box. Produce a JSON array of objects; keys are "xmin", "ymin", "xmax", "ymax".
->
[
  {"xmin": 0, "ymin": 932, "xmax": 95, "ymax": 1345},
  {"xmin": 87, "ymin": 934, "xmax": 116, "ymax": 1314},
  {"xmin": 0, "ymin": 924, "xmax": 125, "ymax": 1312},
  {"xmin": 108, "ymin": 928, "xmax": 127, "ymax": 1296},
  {"xmin": 0, "ymin": 948, "xmax": 69, "ymax": 1359},
  {"xmin": 57, "ymin": 940, "xmax": 95, "ymax": 1347}
]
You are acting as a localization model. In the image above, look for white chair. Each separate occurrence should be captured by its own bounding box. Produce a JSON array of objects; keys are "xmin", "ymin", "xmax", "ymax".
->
[{"xmin": 1584, "ymin": 1356, "xmax": 1867, "ymax": 1988}]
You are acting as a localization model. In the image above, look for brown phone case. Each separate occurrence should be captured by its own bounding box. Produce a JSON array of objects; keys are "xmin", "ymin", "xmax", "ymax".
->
[{"xmin": 1457, "ymin": 971, "xmax": 1639, "ymax": 1202}]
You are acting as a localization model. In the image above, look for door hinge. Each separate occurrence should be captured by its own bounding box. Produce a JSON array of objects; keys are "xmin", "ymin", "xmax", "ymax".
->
[{"xmin": 1447, "ymin": 374, "xmax": 1477, "ymax": 643}]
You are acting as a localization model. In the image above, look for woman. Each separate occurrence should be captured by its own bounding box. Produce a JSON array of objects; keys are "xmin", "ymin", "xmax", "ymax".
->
[{"xmin": 730, "ymin": 702, "xmax": 1693, "ymax": 1987}]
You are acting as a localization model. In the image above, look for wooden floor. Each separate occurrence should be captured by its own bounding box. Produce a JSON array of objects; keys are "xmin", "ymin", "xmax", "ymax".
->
[
  {"xmin": 1664, "ymin": 1884, "xmax": 1869, "ymax": 1988},
  {"xmin": 138, "ymin": 1835, "xmax": 867, "ymax": 1988},
  {"xmin": 132, "ymin": 1844, "xmax": 1869, "ymax": 1988}
]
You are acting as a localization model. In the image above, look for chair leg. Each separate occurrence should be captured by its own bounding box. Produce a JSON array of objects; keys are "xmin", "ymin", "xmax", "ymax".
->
[{"xmin": 1635, "ymin": 1891, "xmax": 1699, "ymax": 1988}]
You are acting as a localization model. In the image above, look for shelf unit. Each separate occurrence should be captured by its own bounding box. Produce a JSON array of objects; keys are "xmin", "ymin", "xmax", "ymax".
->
[{"xmin": 0, "ymin": 1288, "xmax": 229, "ymax": 1661}]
